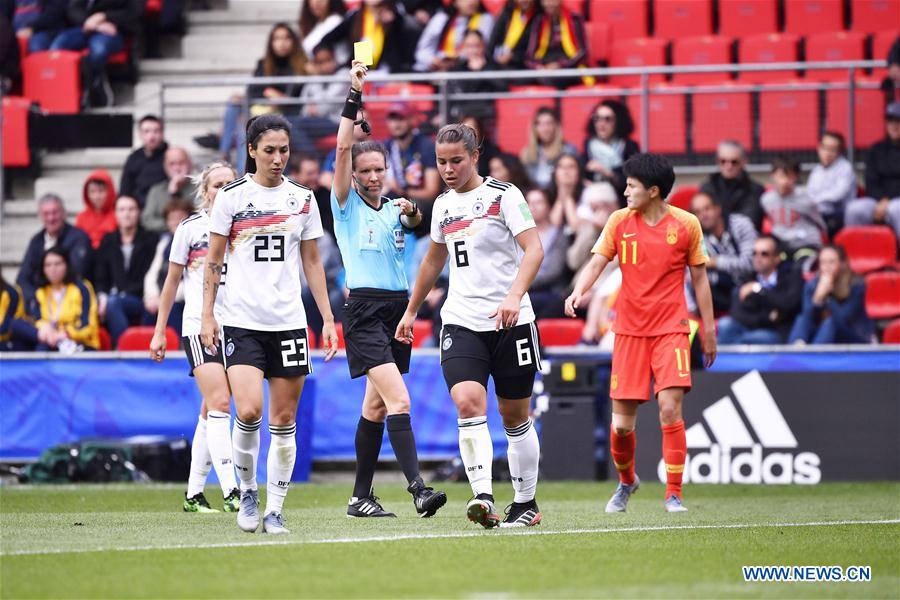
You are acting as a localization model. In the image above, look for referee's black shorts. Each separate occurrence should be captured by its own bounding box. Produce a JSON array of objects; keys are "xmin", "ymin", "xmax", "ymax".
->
[{"xmin": 344, "ymin": 288, "xmax": 412, "ymax": 379}]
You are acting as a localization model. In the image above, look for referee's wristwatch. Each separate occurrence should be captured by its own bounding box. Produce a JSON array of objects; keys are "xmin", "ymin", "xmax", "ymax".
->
[{"xmin": 408, "ymin": 199, "xmax": 418, "ymax": 216}]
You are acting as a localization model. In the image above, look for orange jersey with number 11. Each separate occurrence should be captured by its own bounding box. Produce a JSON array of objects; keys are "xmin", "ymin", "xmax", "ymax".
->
[{"xmin": 592, "ymin": 205, "xmax": 707, "ymax": 337}]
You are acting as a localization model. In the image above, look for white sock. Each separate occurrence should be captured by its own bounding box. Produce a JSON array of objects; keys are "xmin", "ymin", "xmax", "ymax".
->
[
  {"xmin": 186, "ymin": 416, "xmax": 212, "ymax": 497},
  {"xmin": 458, "ymin": 416, "xmax": 493, "ymax": 497},
  {"xmin": 232, "ymin": 417, "xmax": 261, "ymax": 492},
  {"xmin": 505, "ymin": 418, "xmax": 540, "ymax": 504},
  {"xmin": 206, "ymin": 410, "xmax": 238, "ymax": 497},
  {"xmin": 265, "ymin": 423, "xmax": 297, "ymax": 516}
]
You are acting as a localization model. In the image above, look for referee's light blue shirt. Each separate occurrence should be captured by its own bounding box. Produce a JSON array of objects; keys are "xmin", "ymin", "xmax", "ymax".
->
[{"xmin": 331, "ymin": 187, "xmax": 411, "ymax": 291}]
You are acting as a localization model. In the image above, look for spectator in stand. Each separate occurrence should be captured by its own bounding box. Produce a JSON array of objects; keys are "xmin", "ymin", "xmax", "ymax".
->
[
  {"xmin": 9, "ymin": 0, "xmax": 67, "ymax": 53},
  {"xmin": 289, "ymin": 45, "xmax": 345, "ymax": 155},
  {"xmin": 400, "ymin": 0, "xmax": 441, "ymax": 27},
  {"xmin": 382, "ymin": 103, "xmax": 442, "ymax": 232},
  {"xmin": 717, "ymin": 235, "xmax": 803, "ymax": 345},
  {"xmin": 142, "ymin": 199, "xmax": 191, "ymax": 337},
  {"xmin": 488, "ymin": 152, "xmax": 532, "ymax": 191},
  {"xmin": 413, "ymin": 0, "xmax": 494, "ymax": 72},
  {"xmin": 525, "ymin": 188, "xmax": 569, "ymax": 318},
  {"xmin": 24, "ymin": 247, "xmax": 100, "ymax": 352},
  {"xmin": 319, "ymin": 120, "xmax": 368, "ymax": 190},
  {"xmin": 289, "ymin": 154, "xmax": 334, "ymax": 239},
  {"xmin": 321, "ymin": 0, "xmax": 419, "ymax": 73},
  {"xmin": 219, "ymin": 23, "xmax": 307, "ymax": 174},
  {"xmin": 17, "ymin": 193, "xmax": 92, "ymax": 302},
  {"xmin": 0, "ymin": 276, "xmax": 31, "ymax": 351},
  {"xmin": 806, "ymin": 131, "xmax": 857, "ymax": 239},
  {"xmin": 789, "ymin": 244, "xmax": 874, "ymax": 345},
  {"xmin": 48, "ymin": 0, "xmax": 142, "ymax": 107},
  {"xmin": 460, "ymin": 114, "xmax": 500, "ymax": 177},
  {"xmin": 447, "ymin": 30, "xmax": 503, "ymax": 120},
  {"xmin": 524, "ymin": 0, "xmax": 589, "ymax": 88},
  {"xmin": 93, "ymin": 195, "xmax": 159, "ymax": 347},
  {"xmin": 547, "ymin": 151, "xmax": 584, "ymax": 231},
  {"xmin": 761, "ymin": 156, "xmax": 826, "ymax": 260},
  {"xmin": 120, "ymin": 115, "xmax": 168, "ymax": 207},
  {"xmin": 584, "ymin": 100, "xmax": 639, "ymax": 201},
  {"xmin": 566, "ymin": 181, "xmax": 617, "ymax": 276},
  {"xmin": 298, "ymin": 0, "xmax": 347, "ymax": 65},
  {"xmin": 690, "ymin": 191, "xmax": 757, "ymax": 314},
  {"xmin": 700, "ymin": 140, "xmax": 765, "ymax": 230},
  {"xmin": 0, "ymin": 12, "xmax": 19, "ymax": 95},
  {"xmin": 845, "ymin": 101, "xmax": 900, "ymax": 240},
  {"xmin": 520, "ymin": 107, "xmax": 577, "ymax": 189},
  {"xmin": 879, "ymin": 35, "xmax": 899, "ymax": 104},
  {"xmin": 142, "ymin": 146, "xmax": 196, "ymax": 233},
  {"xmin": 75, "ymin": 169, "xmax": 117, "ymax": 249},
  {"xmin": 487, "ymin": 0, "xmax": 540, "ymax": 71}
]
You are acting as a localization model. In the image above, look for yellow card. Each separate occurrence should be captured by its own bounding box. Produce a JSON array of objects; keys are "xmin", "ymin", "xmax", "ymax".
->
[{"xmin": 354, "ymin": 40, "xmax": 374, "ymax": 66}]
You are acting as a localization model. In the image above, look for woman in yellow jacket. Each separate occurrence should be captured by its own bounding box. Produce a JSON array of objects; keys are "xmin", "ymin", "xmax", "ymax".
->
[{"xmin": 29, "ymin": 248, "xmax": 100, "ymax": 352}]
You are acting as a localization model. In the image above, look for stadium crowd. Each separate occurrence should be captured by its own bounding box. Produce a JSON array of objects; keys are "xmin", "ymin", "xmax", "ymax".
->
[{"xmin": 1, "ymin": 1, "xmax": 899, "ymax": 351}]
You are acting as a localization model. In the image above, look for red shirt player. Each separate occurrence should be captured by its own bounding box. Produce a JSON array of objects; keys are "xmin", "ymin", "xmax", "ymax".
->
[{"xmin": 566, "ymin": 153, "xmax": 717, "ymax": 513}]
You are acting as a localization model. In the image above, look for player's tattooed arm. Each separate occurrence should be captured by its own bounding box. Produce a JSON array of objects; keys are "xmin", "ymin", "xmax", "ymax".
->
[{"xmin": 201, "ymin": 232, "xmax": 228, "ymax": 351}]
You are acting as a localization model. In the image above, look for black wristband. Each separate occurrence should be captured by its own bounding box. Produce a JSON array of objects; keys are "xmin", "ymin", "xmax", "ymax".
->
[
  {"xmin": 347, "ymin": 87, "xmax": 362, "ymax": 103},
  {"xmin": 341, "ymin": 98, "xmax": 358, "ymax": 121}
]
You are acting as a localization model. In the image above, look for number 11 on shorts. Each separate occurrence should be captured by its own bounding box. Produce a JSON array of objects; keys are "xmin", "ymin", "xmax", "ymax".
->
[{"xmin": 674, "ymin": 347, "xmax": 689, "ymax": 374}]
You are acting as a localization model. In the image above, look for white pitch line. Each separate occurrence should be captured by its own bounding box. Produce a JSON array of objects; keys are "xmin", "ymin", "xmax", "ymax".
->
[{"xmin": 2, "ymin": 518, "xmax": 898, "ymax": 557}]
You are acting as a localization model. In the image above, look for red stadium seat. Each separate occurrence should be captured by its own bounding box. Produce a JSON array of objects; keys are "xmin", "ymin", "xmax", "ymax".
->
[
  {"xmin": 671, "ymin": 36, "xmax": 733, "ymax": 84},
  {"xmin": 691, "ymin": 87, "xmax": 752, "ymax": 152},
  {"xmin": 865, "ymin": 271, "xmax": 900, "ymax": 320},
  {"xmin": 653, "ymin": 0, "xmax": 713, "ymax": 39},
  {"xmin": 483, "ymin": 0, "xmax": 505, "ymax": 15},
  {"xmin": 583, "ymin": 21, "xmax": 611, "ymax": 65},
  {"xmin": 589, "ymin": 0, "xmax": 648, "ymax": 40},
  {"xmin": 758, "ymin": 85, "xmax": 819, "ymax": 151},
  {"xmin": 495, "ymin": 86, "xmax": 555, "ymax": 153},
  {"xmin": 117, "ymin": 326, "xmax": 179, "ymax": 351},
  {"xmin": 17, "ymin": 35, "xmax": 28, "ymax": 58},
  {"xmin": 737, "ymin": 33, "xmax": 801, "ymax": 83},
  {"xmin": 22, "ymin": 50, "xmax": 82, "ymax": 114},
  {"xmin": 851, "ymin": 0, "xmax": 900, "ymax": 32},
  {"xmin": 412, "ymin": 319, "xmax": 433, "ymax": 348},
  {"xmin": 883, "ymin": 318, "xmax": 900, "ymax": 343},
  {"xmin": 784, "ymin": 0, "xmax": 844, "ymax": 36},
  {"xmin": 667, "ymin": 185, "xmax": 698, "ymax": 211},
  {"xmin": 805, "ymin": 31, "xmax": 866, "ymax": 82},
  {"xmin": 825, "ymin": 81, "xmax": 886, "ymax": 149},
  {"xmin": 872, "ymin": 30, "xmax": 900, "ymax": 79},
  {"xmin": 609, "ymin": 38, "xmax": 667, "ymax": 86},
  {"xmin": 344, "ymin": 0, "xmax": 362, "ymax": 11},
  {"xmin": 719, "ymin": 0, "xmax": 777, "ymax": 37},
  {"xmin": 834, "ymin": 226, "xmax": 898, "ymax": 274},
  {"xmin": 2, "ymin": 96, "xmax": 31, "ymax": 168},
  {"xmin": 560, "ymin": 85, "xmax": 620, "ymax": 151},
  {"xmin": 536, "ymin": 318, "xmax": 584, "ymax": 346},
  {"xmin": 98, "ymin": 327, "xmax": 112, "ymax": 351},
  {"xmin": 627, "ymin": 87, "xmax": 687, "ymax": 154}
]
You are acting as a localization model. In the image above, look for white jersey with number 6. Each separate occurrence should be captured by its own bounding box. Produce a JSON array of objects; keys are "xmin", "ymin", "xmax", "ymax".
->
[
  {"xmin": 209, "ymin": 174, "xmax": 323, "ymax": 331},
  {"xmin": 431, "ymin": 177, "xmax": 536, "ymax": 332}
]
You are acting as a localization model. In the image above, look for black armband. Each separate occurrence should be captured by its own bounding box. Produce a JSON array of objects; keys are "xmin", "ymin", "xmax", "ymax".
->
[{"xmin": 342, "ymin": 87, "xmax": 363, "ymax": 121}]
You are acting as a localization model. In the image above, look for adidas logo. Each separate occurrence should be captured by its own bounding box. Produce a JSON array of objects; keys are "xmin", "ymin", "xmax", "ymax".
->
[
  {"xmin": 656, "ymin": 370, "xmax": 821, "ymax": 485},
  {"xmin": 246, "ymin": 202, "xmax": 256, "ymax": 210}
]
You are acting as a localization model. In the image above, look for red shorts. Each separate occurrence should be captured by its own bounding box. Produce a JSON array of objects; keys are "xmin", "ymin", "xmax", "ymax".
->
[{"xmin": 610, "ymin": 332, "xmax": 692, "ymax": 401}]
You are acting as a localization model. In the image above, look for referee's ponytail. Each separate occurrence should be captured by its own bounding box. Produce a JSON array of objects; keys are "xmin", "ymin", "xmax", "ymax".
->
[{"xmin": 244, "ymin": 114, "xmax": 292, "ymax": 174}]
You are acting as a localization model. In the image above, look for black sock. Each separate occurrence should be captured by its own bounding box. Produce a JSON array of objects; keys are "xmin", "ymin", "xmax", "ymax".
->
[
  {"xmin": 386, "ymin": 413, "xmax": 421, "ymax": 485},
  {"xmin": 352, "ymin": 416, "xmax": 384, "ymax": 499}
]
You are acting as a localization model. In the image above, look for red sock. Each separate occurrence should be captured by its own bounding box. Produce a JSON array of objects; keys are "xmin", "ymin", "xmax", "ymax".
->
[
  {"xmin": 609, "ymin": 427, "xmax": 636, "ymax": 485},
  {"xmin": 661, "ymin": 420, "xmax": 686, "ymax": 499}
]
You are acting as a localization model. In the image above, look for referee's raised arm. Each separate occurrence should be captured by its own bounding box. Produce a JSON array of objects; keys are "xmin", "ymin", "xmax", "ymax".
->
[{"xmin": 333, "ymin": 61, "xmax": 368, "ymax": 207}]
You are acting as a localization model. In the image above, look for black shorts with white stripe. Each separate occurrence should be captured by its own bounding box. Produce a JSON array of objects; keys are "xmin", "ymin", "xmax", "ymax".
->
[
  {"xmin": 183, "ymin": 334, "xmax": 224, "ymax": 376},
  {"xmin": 439, "ymin": 322, "xmax": 541, "ymax": 399}
]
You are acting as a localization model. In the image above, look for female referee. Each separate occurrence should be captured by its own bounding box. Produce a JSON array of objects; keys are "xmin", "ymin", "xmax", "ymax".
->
[
  {"xmin": 332, "ymin": 60, "xmax": 446, "ymax": 519},
  {"xmin": 150, "ymin": 161, "xmax": 240, "ymax": 514},
  {"xmin": 396, "ymin": 123, "xmax": 545, "ymax": 529},
  {"xmin": 201, "ymin": 114, "xmax": 339, "ymax": 535}
]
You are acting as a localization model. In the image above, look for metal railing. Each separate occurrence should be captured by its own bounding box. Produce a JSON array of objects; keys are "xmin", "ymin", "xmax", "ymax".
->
[{"xmin": 160, "ymin": 59, "xmax": 886, "ymax": 163}]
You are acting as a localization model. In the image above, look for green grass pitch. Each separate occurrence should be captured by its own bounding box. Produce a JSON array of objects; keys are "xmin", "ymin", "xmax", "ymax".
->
[{"xmin": 1, "ymin": 482, "xmax": 898, "ymax": 598}]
